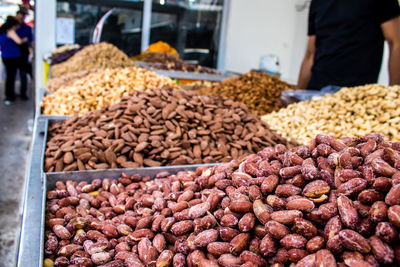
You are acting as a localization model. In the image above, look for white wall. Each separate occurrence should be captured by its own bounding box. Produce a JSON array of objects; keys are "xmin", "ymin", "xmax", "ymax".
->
[
  {"xmin": 224, "ymin": 0, "xmax": 389, "ymax": 85},
  {"xmin": 34, "ymin": 0, "xmax": 56, "ymax": 103},
  {"xmin": 224, "ymin": 0, "xmax": 309, "ymax": 84}
]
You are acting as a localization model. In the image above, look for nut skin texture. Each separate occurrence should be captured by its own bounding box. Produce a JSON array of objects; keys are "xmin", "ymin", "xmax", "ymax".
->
[
  {"xmin": 358, "ymin": 189, "xmax": 383, "ymax": 205},
  {"xmin": 194, "ymin": 229, "xmax": 218, "ymax": 248},
  {"xmin": 386, "ymin": 184, "xmax": 400, "ymax": 206},
  {"xmin": 368, "ymin": 201, "xmax": 388, "ymax": 223},
  {"xmin": 324, "ymin": 216, "xmax": 342, "ymax": 240},
  {"xmin": 338, "ymin": 178, "xmax": 367, "ymax": 197},
  {"xmin": 155, "ymin": 250, "xmax": 173, "ymax": 267},
  {"xmin": 238, "ymin": 213, "xmax": 256, "ymax": 232},
  {"xmin": 370, "ymin": 235, "xmax": 394, "ymax": 264},
  {"xmin": 318, "ymin": 202, "xmax": 338, "ymax": 221},
  {"xmin": 388, "ymin": 205, "xmax": 400, "ymax": 228},
  {"xmin": 337, "ymin": 195, "xmax": 358, "ymax": 229},
  {"xmin": 170, "ymin": 220, "xmax": 194, "ymax": 236},
  {"xmin": 230, "ymin": 233, "xmax": 251, "ymax": 255},
  {"xmin": 172, "ymin": 253, "xmax": 186, "ymax": 267},
  {"xmin": 270, "ymin": 210, "xmax": 303, "ymax": 225},
  {"xmin": 218, "ymin": 254, "xmax": 241, "ymax": 266},
  {"xmin": 207, "ymin": 242, "xmax": 230, "ymax": 256},
  {"xmin": 326, "ymin": 235, "xmax": 344, "ymax": 255},
  {"xmin": 286, "ymin": 198, "xmax": 315, "ymax": 212},
  {"xmin": 339, "ymin": 230, "xmax": 371, "ymax": 253},
  {"xmin": 53, "ymin": 225, "xmax": 72, "ymax": 240},
  {"xmin": 315, "ymin": 249, "xmax": 336, "ymax": 267},
  {"xmin": 261, "ymin": 175, "xmax": 279, "ymax": 194},
  {"xmin": 265, "ymin": 220, "xmax": 290, "ymax": 239},
  {"xmin": 138, "ymin": 238, "xmax": 158, "ymax": 265},
  {"xmin": 260, "ymin": 234, "xmax": 277, "ymax": 257},
  {"xmin": 252, "ymin": 200, "xmax": 270, "ymax": 225},
  {"xmin": 302, "ymin": 180, "xmax": 330, "ymax": 198},
  {"xmin": 218, "ymin": 227, "xmax": 239, "ymax": 242},
  {"xmin": 240, "ymin": 250, "xmax": 267, "ymax": 266},
  {"xmin": 296, "ymin": 254, "xmax": 316, "ymax": 267},
  {"xmin": 306, "ymin": 236, "xmax": 325, "ymax": 254},
  {"xmin": 292, "ymin": 218, "xmax": 318, "ymax": 239},
  {"xmin": 287, "ymin": 248, "xmax": 308, "ymax": 263},
  {"xmin": 280, "ymin": 234, "xmax": 307, "ymax": 249}
]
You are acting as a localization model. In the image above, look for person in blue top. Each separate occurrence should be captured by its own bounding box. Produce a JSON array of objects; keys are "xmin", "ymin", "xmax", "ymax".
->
[
  {"xmin": 15, "ymin": 7, "xmax": 32, "ymax": 100},
  {"xmin": 0, "ymin": 16, "xmax": 31, "ymax": 104}
]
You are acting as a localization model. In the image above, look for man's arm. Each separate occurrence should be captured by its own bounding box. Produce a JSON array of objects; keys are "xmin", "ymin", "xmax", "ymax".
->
[
  {"xmin": 381, "ymin": 16, "xmax": 400, "ymax": 85},
  {"xmin": 297, "ymin": 35, "xmax": 316, "ymax": 89}
]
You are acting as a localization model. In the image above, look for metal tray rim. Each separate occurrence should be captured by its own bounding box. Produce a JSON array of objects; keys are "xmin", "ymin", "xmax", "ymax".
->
[{"xmin": 39, "ymin": 164, "xmax": 219, "ymax": 266}]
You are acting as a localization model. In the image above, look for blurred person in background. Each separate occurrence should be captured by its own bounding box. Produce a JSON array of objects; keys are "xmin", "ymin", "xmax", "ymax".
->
[
  {"xmin": 0, "ymin": 16, "xmax": 31, "ymax": 104},
  {"xmin": 298, "ymin": 0, "xmax": 400, "ymax": 90},
  {"xmin": 15, "ymin": 6, "xmax": 32, "ymax": 100}
]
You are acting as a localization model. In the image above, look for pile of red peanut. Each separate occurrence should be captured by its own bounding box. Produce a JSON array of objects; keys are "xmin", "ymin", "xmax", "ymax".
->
[{"xmin": 44, "ymin": 133, "xmax": 400, "ymax": 267}]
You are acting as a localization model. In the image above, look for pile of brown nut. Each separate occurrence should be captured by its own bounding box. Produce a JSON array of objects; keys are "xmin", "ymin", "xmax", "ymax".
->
[
  {"xmin": 198, "ymin": 71, "xmax": 294, "ymax": 115},
  {"xmin": 44, "ymin": 87, "xmax": 293, "ymax": 172},
  {"xmin": 51, "ymin": 43, "xmax": 134, "ymax": 78},
  {"xmin": 44, "ymin": 133, "xmax": 400, "ymax": 266},
  {"xmin": 41, "ymin": 67, "xmax": 178, "ymax": 115},
  {"xmin": 46, "ymin": 69, "xmax": 101, "ymax": 93},
  {"xmin": 262, "ymin": 84, "xmax": 400, "ymax": 144}
]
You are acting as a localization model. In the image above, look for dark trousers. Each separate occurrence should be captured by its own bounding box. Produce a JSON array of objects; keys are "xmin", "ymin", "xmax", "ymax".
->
[
  {"xmin": 2, "ymin": 57, "xmax": 32, "ymax": 99},
  {"xmin": 19, "ymin": 70, "xmax": 28, "ymax": 96},
  {"xmin": 19, "ymin": 55, "xmax": 29, "ymax": 96}
]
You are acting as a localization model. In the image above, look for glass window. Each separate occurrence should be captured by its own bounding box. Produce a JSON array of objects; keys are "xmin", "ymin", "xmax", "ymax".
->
[
  {"xmin": 56, "ymin": 0, "xmax": 225, "ymax": 66},
  {"xmin": 150, "ymin": 0, "xmax": 224, "ymax": 68},
  {"xmin": 57, "ymin": 1, "xmax": 145, "ymax": 56}
]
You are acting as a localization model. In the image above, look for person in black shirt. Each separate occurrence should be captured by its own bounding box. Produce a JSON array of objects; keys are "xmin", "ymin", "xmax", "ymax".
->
[{"xmin": 298, "ymin": 0, "xmax": 400, "ymax": 89}]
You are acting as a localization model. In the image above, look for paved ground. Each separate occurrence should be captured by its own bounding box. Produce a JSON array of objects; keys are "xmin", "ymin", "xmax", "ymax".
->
[{"xmin": 0, "ymin": 80, "xmax": 34, "ymax": 267}]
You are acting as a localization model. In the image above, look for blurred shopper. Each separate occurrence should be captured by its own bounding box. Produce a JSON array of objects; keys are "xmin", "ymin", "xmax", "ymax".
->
[
  {"xmin": 15, "ymin": 7, "xmax": 32, "ymax": 100},
  {"xmin": 0, "ymin": 16, "xmax": 31, "ymax": 104},
  {"xmin": 298, "ymin": 0, "xmax": 400, "ymax": 89}
]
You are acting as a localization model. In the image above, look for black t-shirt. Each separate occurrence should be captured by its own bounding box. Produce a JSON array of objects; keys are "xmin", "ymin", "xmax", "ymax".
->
[{"xmin": 307, "ymin": 0, "xmax": 400, "ymax": 89}]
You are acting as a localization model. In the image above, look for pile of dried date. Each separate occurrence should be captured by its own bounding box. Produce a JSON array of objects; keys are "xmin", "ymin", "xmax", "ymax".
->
[
  {"xmin": 44, "ymin": 133, "xmax": 400, "ymax": 266},
  {"xmin": 44, "ymin": 87, "xmax": 293, "ymax": 172}
]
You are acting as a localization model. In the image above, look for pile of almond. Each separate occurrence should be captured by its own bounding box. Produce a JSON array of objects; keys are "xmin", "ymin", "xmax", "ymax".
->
[{"xmin": 44, "ymin": 87, "xmax": 293, "ymax": 172}]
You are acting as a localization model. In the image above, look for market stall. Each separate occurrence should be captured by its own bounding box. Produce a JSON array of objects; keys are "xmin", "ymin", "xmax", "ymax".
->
[{"xmin": 14, "ymin": 0, "xmax": 400, "ymax": 266}]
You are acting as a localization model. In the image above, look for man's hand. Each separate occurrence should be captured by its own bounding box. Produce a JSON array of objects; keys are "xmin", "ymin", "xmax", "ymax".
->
[
  {"xmin": 381, "ymin": 16, "xmax": 400, "ymax": 85},
  {"xmin": 297, "ymin": 35, "xmax": 316, "ymax": 89}
]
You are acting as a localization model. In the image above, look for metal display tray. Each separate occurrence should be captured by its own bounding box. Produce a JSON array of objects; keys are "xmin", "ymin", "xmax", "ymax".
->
[
  {"xmin": 282, "ymin": 87, "xmax": 342, "ymax": 102},
  {"xmin": 19, "ymin": 156, "xmax": 217, "ymax": 266},
  {"xmin": 17, "ymin": 114, "xmax": 71, "ymax": 267},
  {"xmin": 134, "ymin": 61, "xmax": 234, "ymax": 81},
  {"xmin": 17, "ymin": 114, "xmax": 219, "ymax": 266}
]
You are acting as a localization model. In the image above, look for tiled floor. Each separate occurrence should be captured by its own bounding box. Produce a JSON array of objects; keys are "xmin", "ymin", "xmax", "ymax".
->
[{"xmin": 0, "ymin": 80, "xmax": 34, "ymax": 267}]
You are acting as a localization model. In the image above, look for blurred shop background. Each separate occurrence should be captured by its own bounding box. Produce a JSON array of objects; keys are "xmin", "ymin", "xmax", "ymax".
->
[{"xmin": 43, "ymin": 0, "xmax": 392, "ymax": 87}]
